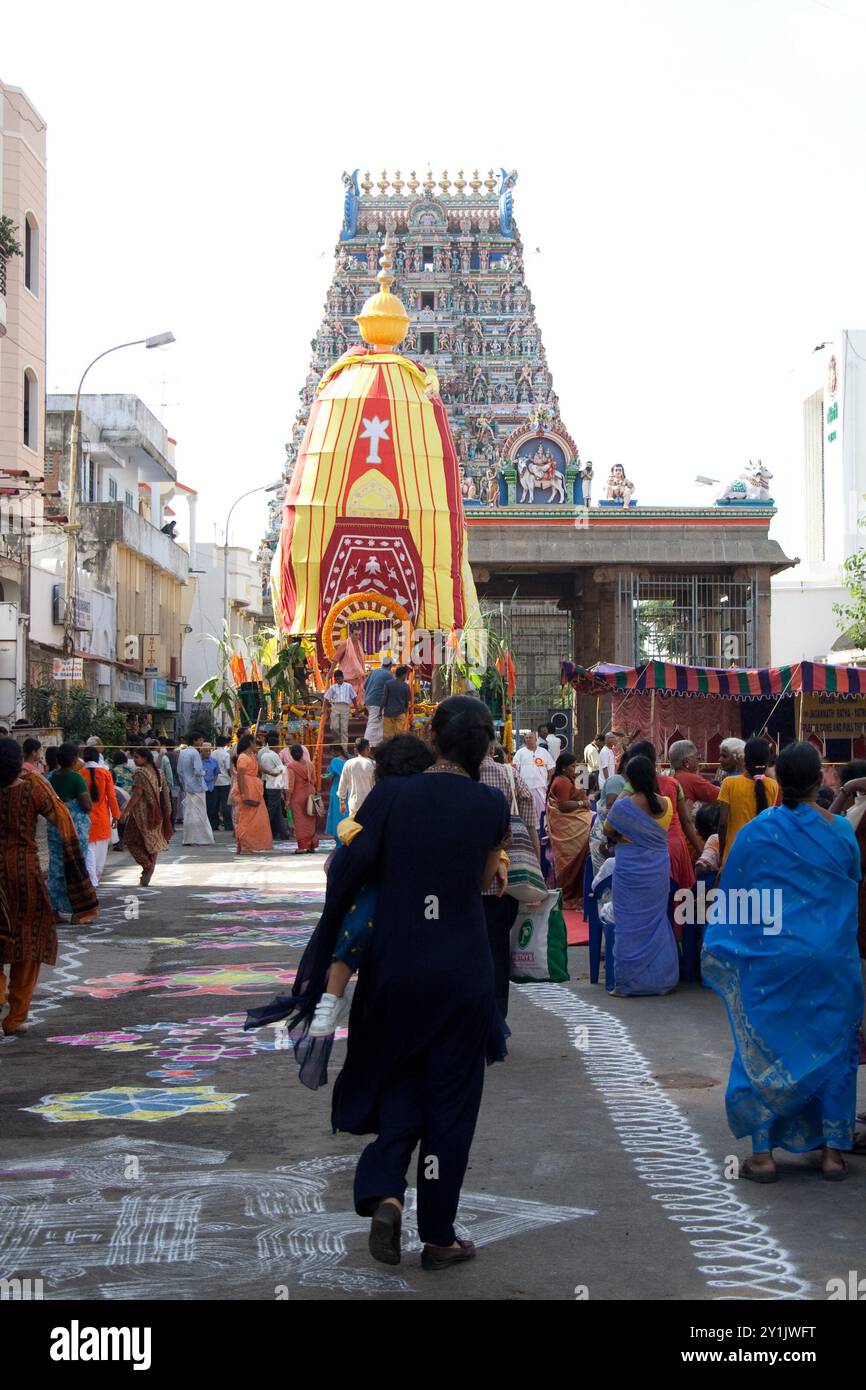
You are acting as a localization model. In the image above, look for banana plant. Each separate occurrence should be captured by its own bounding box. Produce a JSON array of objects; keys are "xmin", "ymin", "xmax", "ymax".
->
[{"xmin": 193, "ymin": 622, "xmax": 254, "ymax": 727}]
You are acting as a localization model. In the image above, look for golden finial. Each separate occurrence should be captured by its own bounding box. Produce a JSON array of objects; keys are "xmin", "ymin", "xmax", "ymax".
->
[
  {"xmin": 407, "ymin": 170, "xmax": 419, "ymax": 194},
  {"xmin": 361, "ymin": 171, "xmax": 373, "ymax": 194},
  {"xmin": 355, "ymin": 233, "xmax": 409, "ymax": 349},
  {"xmin": 392, "ymin": 169, "xmax": 405, "ymax": 195},
  {"xmin": 484, "ymin": 169, "xmax": 497, "ymax": 193},
  {"xmin": 423, "ymin": 169, "xmax": 435, "ymax": 193},
  {"xmin": 469, "ymin": 169, "xmax": 482, "ymax": 195},
  {"xmin": 439, "ymin": 170, "xmax": 451, "ymax": 194},
  {"xmin": 454, "ymin": 169, "xmax": 467, "ymax": 195},
  {"xmin": 377, "ymin": 170, "xmax": 390, "ymax": 193}
]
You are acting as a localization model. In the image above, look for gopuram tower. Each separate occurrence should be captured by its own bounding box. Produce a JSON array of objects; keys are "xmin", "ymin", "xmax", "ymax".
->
[
  {"xmin": 261, "ymin": 169, "xmax": 788, "ymax": 738},
  {"xmin": 259, "ymin": 168, "xmax": 590, "ymax": 586}
]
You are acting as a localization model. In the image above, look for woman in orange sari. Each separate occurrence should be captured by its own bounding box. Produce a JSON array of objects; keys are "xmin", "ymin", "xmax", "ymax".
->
[
  {"xmin": 546, "ymin": 752, "xmax": 591, "ymax": 908},
  {"xmin": 119, "ymin": 748, "xmax": 173, "ymax": 886},
  {"xmin": 285, "ymin": 743, "xmax": 320, "ymax": 853},
  {"xmin": 231, "ymin": 733, "xmax": 273, "ymax": 855}
]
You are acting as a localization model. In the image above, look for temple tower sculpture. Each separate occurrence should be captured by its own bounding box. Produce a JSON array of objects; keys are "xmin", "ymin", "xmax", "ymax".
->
[{"xmin": 259, "ymin": 168, "xmax": 585, "ymax": 590}]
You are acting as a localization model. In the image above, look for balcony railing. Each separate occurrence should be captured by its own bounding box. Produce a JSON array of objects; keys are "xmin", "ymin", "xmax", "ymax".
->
[
  {"xmin": 0, "ymin": 251, "xmax": 7, "ymax": 297},
  {"xmin": 78, "ymin": 501, "xmax": 190, "ymax": 583},
  {"xmin": 0, "ymin": 252, "xmax": 6, "ymax": 337}
]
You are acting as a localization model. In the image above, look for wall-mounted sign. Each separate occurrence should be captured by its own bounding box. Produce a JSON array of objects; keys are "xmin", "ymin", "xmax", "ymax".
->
[
  {"xmin": 147, "ymin": 678, "xmax": 177, "ymax": 712},
  {"xmin": 123, "ymin": 634, "xmax": 139, "ymax": 662},
  {"xmin": 117, "ymin": 672, "xmax": 147, "ymax": 705},
  {"xmin": 52, "ymin": 657, "xmax": 84, "ymax": 682},
  {"xmin": 142, "ymin": 635, "xmax": 160, "ymax": 676}
]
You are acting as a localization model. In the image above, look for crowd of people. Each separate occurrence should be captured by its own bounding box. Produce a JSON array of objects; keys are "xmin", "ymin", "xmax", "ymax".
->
[{"xmin": 3, "ymin": 699, "xmax": 865, "ymax": 1265}]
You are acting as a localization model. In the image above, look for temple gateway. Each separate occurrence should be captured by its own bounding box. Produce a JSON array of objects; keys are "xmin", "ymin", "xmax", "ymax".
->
[{"xmin": 261, "ymin": 168, "xmax": 792, "ymax": 731}]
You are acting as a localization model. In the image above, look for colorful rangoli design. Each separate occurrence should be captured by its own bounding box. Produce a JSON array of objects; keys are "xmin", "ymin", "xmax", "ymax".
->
[
  {"xmin": 24, "ymin": 1085, "xmax": 246, "ymax": 1124},
  {"xmin": 69, "ymin": 963, "xmax": 297, "ymax": 1000}
]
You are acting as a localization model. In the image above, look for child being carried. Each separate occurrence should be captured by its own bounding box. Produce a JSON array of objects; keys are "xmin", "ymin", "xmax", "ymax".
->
[{"xmin": 308, "ymin": 733, "xmax": 435, "ymax": 1036}]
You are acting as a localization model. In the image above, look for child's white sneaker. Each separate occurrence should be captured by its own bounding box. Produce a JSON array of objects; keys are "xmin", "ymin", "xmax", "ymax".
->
[{"xmin": 309, "ymin": 993, "xmax": 350, "ymax": 1036}]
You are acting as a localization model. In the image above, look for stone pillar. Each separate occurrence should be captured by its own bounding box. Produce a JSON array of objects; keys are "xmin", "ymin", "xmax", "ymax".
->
[{"xmin": 754, "ymin": 565, "xmax": 773, "ymax": 666}]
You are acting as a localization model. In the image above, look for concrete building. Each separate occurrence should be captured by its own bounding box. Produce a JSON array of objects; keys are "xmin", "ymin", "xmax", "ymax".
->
[
  {"xmin": 0, "ymin": 79, "xmax": 47, "ymax": 724},
  {"xmin": 182, "ymin": 540, "xmax": 265, "ymax": 724},
  {"xmin": 32, "ymin": 395, "xmax": 193, "ymax": 729},
  {"xmin": 771, "ymin": 333, "xmax": 866, "ymax": 663},
  {"xmin": 469, "ymin": 505, "xmax": 792, "ymax": 733}
]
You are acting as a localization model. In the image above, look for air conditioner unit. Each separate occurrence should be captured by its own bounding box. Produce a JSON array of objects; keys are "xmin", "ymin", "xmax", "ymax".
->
[{"xmin": 123, "ymin": 634, "xmax": 140, "ymax": 662}]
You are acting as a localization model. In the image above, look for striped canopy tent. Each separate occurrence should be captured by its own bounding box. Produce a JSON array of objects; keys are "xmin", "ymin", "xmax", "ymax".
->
[
  {"xmin": 272, "ymin": 235, "xmax": 480, "ymax": 667},
  {"xmin": 561, "ymin": 660, "xmax": 866, "ymax": 699}
]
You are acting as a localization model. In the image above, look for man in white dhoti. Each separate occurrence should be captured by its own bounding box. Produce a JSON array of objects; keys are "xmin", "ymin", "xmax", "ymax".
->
[
  {"xmin": 177, "ymin": 735, "xmax": 214, "ymax": 846},
  {"xmin": 512, "ymin": 732, "xmax": 555, "ymax": 828}
]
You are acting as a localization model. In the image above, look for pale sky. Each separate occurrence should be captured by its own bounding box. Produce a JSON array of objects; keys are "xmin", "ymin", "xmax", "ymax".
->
[{"xmin": 5, "ymin": 0, "xmax": 866, "ymax": 560}]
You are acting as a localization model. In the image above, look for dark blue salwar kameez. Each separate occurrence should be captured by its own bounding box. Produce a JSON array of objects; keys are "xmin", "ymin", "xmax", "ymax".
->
[{"xmin": 285, "ymin": 771, "xmax": 508, "ymax": 1247}]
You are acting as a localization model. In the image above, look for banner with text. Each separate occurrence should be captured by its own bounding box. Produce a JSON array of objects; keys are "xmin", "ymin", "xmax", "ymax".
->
[{"xmin": 800, "ymin": 693, "xmax": 866, "ymax": 738}]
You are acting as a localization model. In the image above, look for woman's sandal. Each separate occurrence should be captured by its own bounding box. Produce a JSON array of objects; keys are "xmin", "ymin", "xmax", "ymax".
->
[{"xmin": 740, "ymin": 1157, "xmax": 779, "ymax": 1184}]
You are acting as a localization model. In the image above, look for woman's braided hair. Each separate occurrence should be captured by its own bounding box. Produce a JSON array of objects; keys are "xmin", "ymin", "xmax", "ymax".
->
[{"xmin": 744, "ymin": 737, "xmax": 771, "ymax": 813}]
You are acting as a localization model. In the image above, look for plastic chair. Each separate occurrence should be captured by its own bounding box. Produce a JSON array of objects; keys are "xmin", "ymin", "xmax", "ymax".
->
[
  {"xmin": 603, "ymin": 917, "xmax": 616, "ymax": 993},
  {"xmin": 583, "ymin": 855, "xmax": 604, "ymax": 984}
]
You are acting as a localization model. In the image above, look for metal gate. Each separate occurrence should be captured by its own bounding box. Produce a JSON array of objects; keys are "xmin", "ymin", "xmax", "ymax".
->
[
  {"xmin": 483, "ymin": 599, "xmax": 572, "ymax": 735},
  {"xmin": 615, "ymin": 571, "xmax": 757, "ymax": 668}
]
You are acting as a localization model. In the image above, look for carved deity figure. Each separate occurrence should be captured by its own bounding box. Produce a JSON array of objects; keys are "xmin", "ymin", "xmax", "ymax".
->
[
  {"xmin": 485, "ymin": 466, "xmax": 501, "ymax": 507},
  {"xmin": 498, "ymin": 168, "xmax": 518, "ymax": 237},
  {"xmin": 340, "ymin": 170, "xmax": 360, "ymax": 241},
  {"xmin": 576, "ymin": 460, "xmax": 591, "ymax": 506},
  {"xmin": 604, "ymin": 463, "xmax": 635, "ymax": 505},
  {"xmin": 716, "ymin": 459, "xmax": 774, "ymax": 504},
  {"xmin": 516, "ymin": 364, "xmax": 534, "ymax": 402},
  {"xmin": 475, "ymin": 413, "xmax": 496, "ymax": 444}
]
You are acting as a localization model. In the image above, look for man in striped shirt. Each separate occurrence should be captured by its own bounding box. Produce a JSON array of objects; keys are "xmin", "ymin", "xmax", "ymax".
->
[
  {"xmin": 479, "ymin": 750, "xmax": 539, "ymax": 1021},
  {"xmin": 324, "ymin": 669, "xmax": 357, "ymax": 751}
]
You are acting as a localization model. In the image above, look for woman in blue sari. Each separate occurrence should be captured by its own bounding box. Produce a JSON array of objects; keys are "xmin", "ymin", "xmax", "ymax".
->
[
  {"xmin": 324, "ymin": 747, "xmax": 349, "ymax": 839},
  {"xmin": 702, "ymin": 741, "xmax": 863, "ymax": 1182},
  {"xmin": 604, "ymin": 755, "xmax": 679, "ymax": 997}
]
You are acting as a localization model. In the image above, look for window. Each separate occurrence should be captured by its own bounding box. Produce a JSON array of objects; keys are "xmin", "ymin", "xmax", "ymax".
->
[
  {"xmin": 421, "ymin": 291, "xmax": 435, "ymax": 310},
  {"xmin": 422, "ymin": 245, "xmax": 434, "ymax": 271},
  {"xmin": 23, "ymin": 369, "xmax": 38, "ymax": 450},
  {"xmin": 108, "ymin": 477, "xmax": 118, "ymax": 502},
  {"xmin": 24, "ymin": 214, "xmax": 39, "ymax": 296},
  {"xmin": 617, "ymin": 572, "xmax": 757, "ymax": 667},
  {"xmin": 125, "ymin": 490, "xmax": 134, "ymax": 510},
  {"xmin": 420, "ymin": 332, "xmax": 435, "ymax": 354}
]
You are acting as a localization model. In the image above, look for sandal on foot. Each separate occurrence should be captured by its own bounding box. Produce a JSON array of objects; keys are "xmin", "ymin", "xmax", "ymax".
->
[
  {"xmin": 369, "ymin": 1202, "xmax": 402, "ymax": 1266},
  {"xmin": 822, "ymin": 1158, "xmax": 849, "ymax": 1182},
  {"xmin": 740, "ymin": 1157, "xmax": 779, "ymax": 1184}
]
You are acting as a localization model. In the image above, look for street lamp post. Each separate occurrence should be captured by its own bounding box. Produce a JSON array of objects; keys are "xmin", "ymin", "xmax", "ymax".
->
[
  {"xmin": 221, "ymin": 481, "xmax": 282, "ymax": 729},
  {"xmin": 63, "ymin": 332, "xmax": 175, "ymax": 656}
]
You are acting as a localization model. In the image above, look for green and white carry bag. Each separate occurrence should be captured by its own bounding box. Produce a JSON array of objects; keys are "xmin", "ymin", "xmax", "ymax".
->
[{"xmin": 509, "ymin": 888, "xmax": 570, "ymax": 984}]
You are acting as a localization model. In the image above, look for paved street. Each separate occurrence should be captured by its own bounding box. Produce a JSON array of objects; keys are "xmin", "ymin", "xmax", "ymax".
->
[{"xmin": 1, "ymin": 836, "xmax": 864, "ymax": 1302}]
